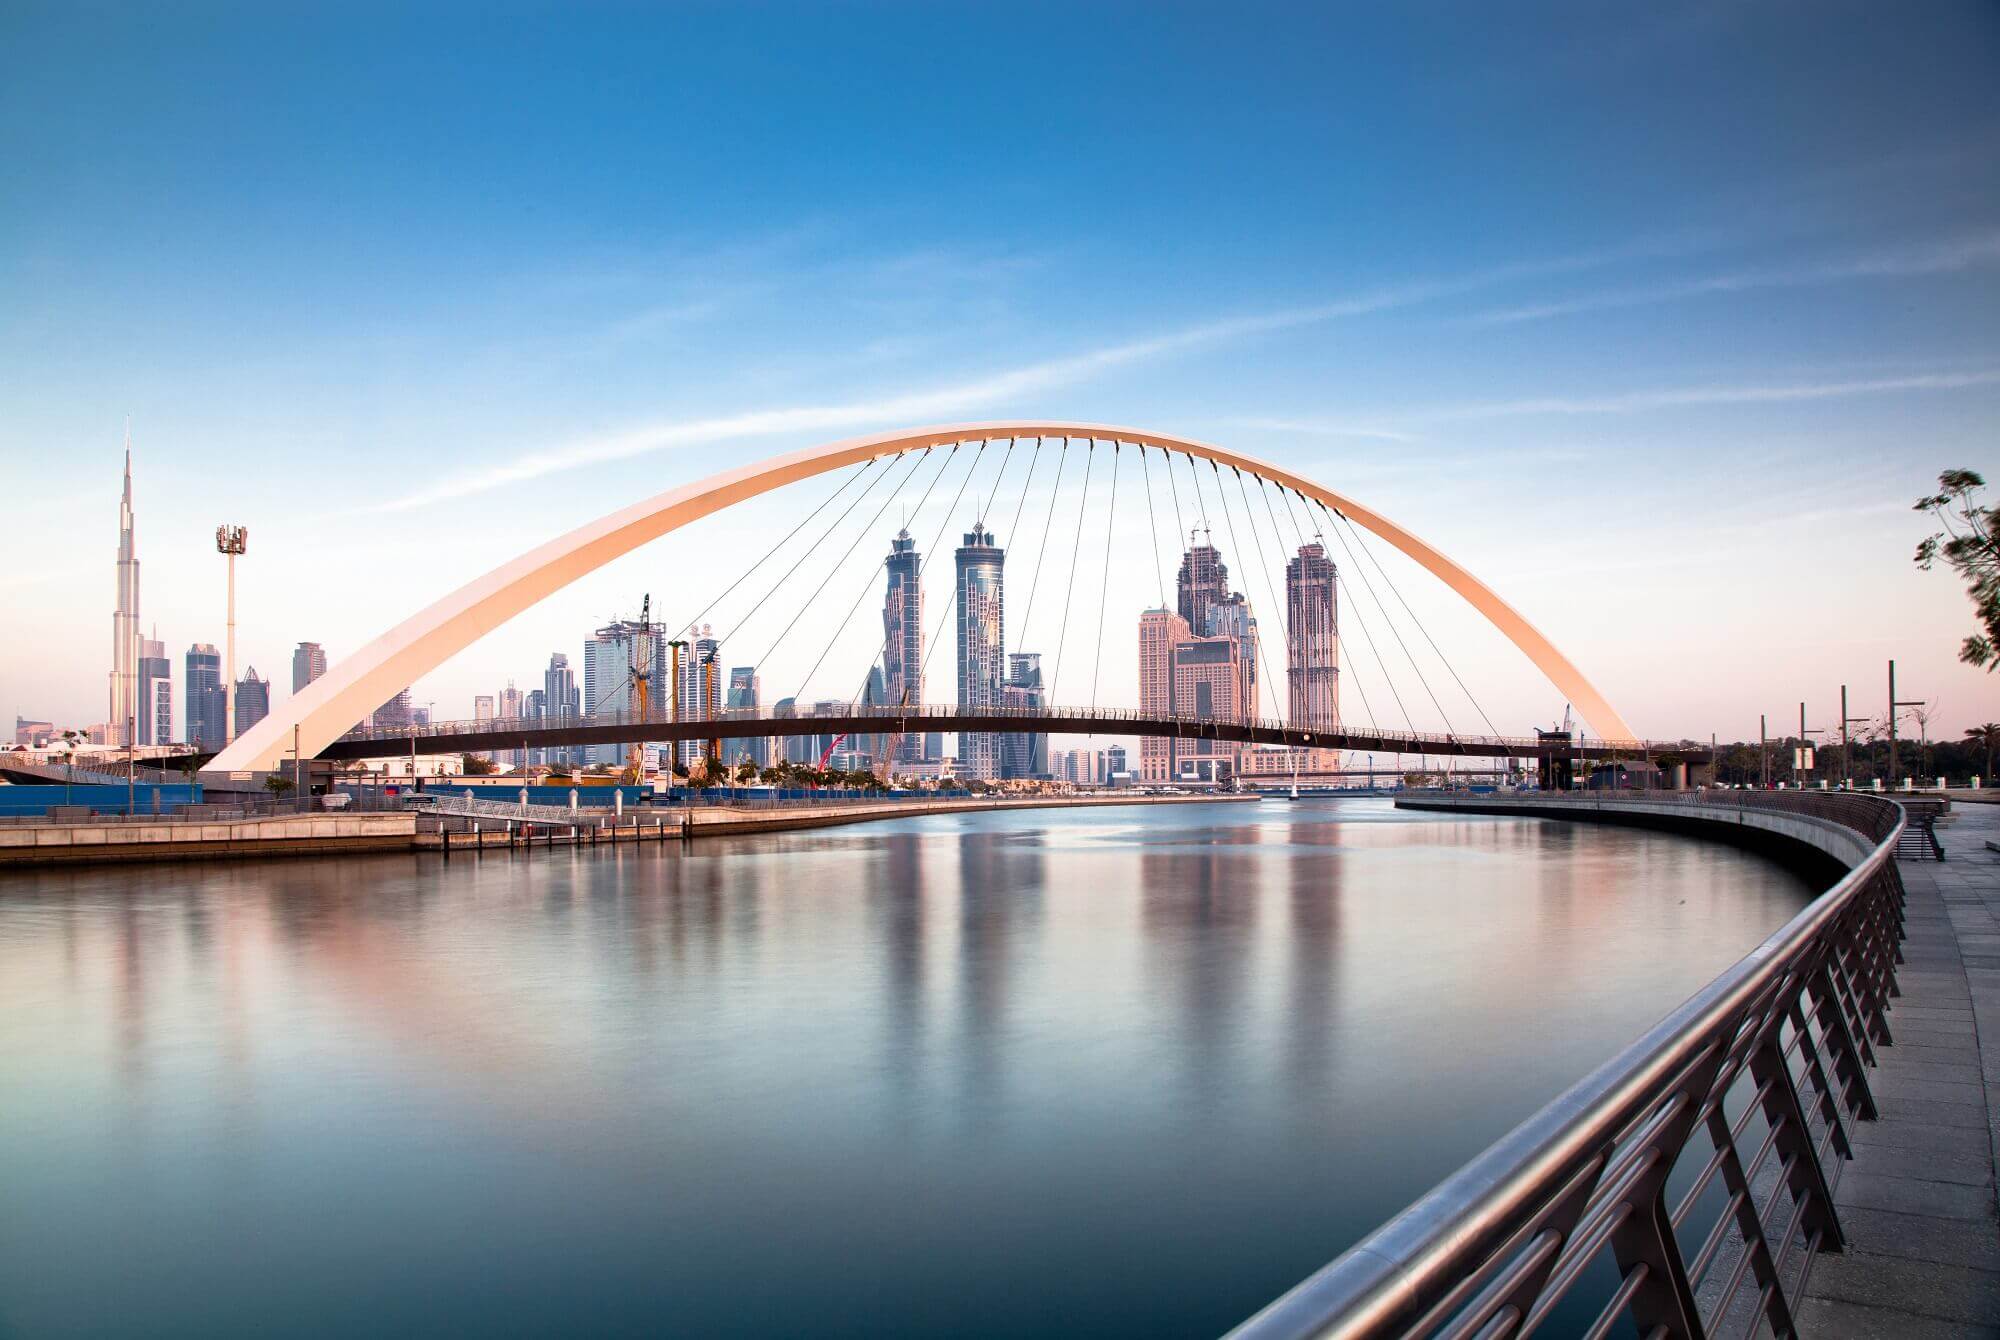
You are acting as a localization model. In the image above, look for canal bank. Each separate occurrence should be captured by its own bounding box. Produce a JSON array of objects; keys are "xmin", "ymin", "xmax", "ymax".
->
[{"xmin": 0, "ymin": 791, "xmax": 1258, "ymax": 867}]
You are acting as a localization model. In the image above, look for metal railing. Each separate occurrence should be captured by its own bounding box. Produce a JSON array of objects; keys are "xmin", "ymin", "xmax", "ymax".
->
[
  {"xmin": 1231, "ymin": 790, "xmax": 1906, "ymax": 1340},
  {"xmin": 333, "ymin": 702, "xmax": 1700, "ymax": 758}
]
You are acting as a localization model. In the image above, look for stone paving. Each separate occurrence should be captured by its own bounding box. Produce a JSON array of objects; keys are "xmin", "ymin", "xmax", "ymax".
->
[{"xmin": 1798, "ymin": 801, "xmax": 2000, "ymax": 1338}]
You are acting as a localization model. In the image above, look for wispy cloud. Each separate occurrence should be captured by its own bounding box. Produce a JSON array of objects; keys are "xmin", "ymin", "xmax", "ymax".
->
[
  {"xmin": 1234, "ymin": 416, "xmax": 1416, "ymax": 443},
  {"xmin": 380, "ymin": 315, "xmax": 1288, "ymax": 512},
  {"xmin": 1423, "ymin": 367, "xmax": 2000, "ymax": 420},
  {"xmin": 378, "ymin": 238, "xmax": 1713, "ymax": 512},
  {"xmin": 1466, "ymin": 229, "xmax": 2000, "ymax": 325}
]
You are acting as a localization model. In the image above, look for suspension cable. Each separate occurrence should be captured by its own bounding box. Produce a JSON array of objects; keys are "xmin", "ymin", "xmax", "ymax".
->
[
  {"xmin": 1139, "ymin": 445, "xmax": 1167, "ymax": 609},
  {"xmin": 1312, "ymin": 497, "xmax": 1416, "ymax": 733},
  {"xmin": 1014, "ymin": 438, "xmax": 1068, "ymax": 651},
  {"xmin": 667, "ymin": 456, "xmax": 878, "ymax": 643},
  {"xmin": 1231, "ymin": 464, "xmax": 1298, "ymax": 724},
  {"xmin": 1164, "ymin": 443, "xmax": 1188, "ymax": 557},
  {"xmin": 918, "ymin": 439, "xmax": 1040, "ymax": 691},
  {"xmin": 752, "ymin": 447, "xmax": 928, "ymax": 679},
  {"xmin": 849, "ymin": 440, "xmax": 993, "ymax": 707},
  {"xmin": 1276, "ymin": 484, "xmax": 1378, "ymax": 731},
  {"xmin": 1090, "ymin": 442, "xmax": 1120, "ymax": 711},
  {"xmin": 713, "ymin": 454, "xmax": 894, "ymax": 655},
  {"xmin": 1183, "ymin": 448, "xmax": 1208, "ymax": 534},
  {"xmin": 1213, "ymin": 461, "xmax": 1284, "ymax": 727},
  {"xmin": 1331, "ymin": 506, "xmax": 1500, "ymax": 738},
  {"xmin": 1254, "ymin": 475, "xmax": 1331, "ymax": 732},
  {"xmin": 1320, "ymin": 503, "xmax": 1456, "ymax": 735},
  {"xmin": 1049, "ymin": 439, "xmax": 1096, "ymax": 702},
  {"xmin": 792, "ymin": 443, "xmax": 962, "ymax": 704}
]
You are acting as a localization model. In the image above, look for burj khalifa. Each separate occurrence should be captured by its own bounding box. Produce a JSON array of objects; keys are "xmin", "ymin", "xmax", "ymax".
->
[{"xmin": 109, "ymin": 439, "xmax": 139, "ymax": 747}]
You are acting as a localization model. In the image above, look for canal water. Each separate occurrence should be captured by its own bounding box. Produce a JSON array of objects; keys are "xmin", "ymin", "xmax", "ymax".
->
[{"xmin": 0, "ymin": 799, "xmax": 1815, "ymax": 1338}]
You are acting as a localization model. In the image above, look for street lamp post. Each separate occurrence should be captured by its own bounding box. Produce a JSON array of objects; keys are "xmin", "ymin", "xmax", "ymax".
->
[
  {"xmin": 1840, "ymin": 684, "xmax": 1868, "ymax": 789},
  {"xmin": 1887, "ymin": 659, "xmax": 1925, "ymax": 791},
  {"xmin": 216, "ymin": 525, "xmax": 247, "ymax": 748},
  {"xmin": 1795, "ymin": 702, "xmax": 1824, "ymax": 789}
]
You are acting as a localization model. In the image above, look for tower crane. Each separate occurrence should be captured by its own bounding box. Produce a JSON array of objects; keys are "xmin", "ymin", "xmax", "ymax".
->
[{"xmin": 628, "ymin": 594, "xmax": 652, "ymax": 779}]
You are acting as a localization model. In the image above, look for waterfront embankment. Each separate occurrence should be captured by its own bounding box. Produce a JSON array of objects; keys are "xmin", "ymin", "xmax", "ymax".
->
[{"xmin": 0, "ymin": 791, "xmax": 1258, "ymax": 867}]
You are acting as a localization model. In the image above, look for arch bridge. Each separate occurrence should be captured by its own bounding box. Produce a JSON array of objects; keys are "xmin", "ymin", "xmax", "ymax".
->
[{"xmin": 207, "ymin": 421, "xmax": 1651, "ymax": 777}]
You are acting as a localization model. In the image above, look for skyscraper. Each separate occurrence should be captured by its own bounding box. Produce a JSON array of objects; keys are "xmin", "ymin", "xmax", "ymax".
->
[
  {"xmin": 676, "ymin": 625, "xmax": 720, "ymax": 769},
  {"xmin": 584, "ymin": 619, "xmax": 668, "ymax": 767},
  {"xmin": 1209, "ymin": 590, "xmax": 1259, "ymax": 723},
  {"xmin": 1286, "ymin": 542, "xmax": 1340, "ymax": 733},
  {"xmin": 109, "ymin": 444, "xmax": 139, "ymax": 747},
  {"xmin": 234, "ymin": 668, "xmax": 271, "ymax": 735},
  {"xmin": 185, "ymin": 643, "xmax": 225, "ymax": 749},
  {"xmin": 1174, "ymin": 636, "xmax": 1245, "ymax": 736},
  {"xmin": 544, "ymin": 653, "xmax": 580, "ymax": 769},
  {"xmin": 882, "ymin": 529, "xmax": 923, "ymax": 761},
  {"xmin": 293, "ymin": 642, "xmax": 328, "ymax": 694},
  {"xmin": 1001, "ymin": 651, "xmax": 1046, "ymax": 779},
  {"xmin": 1142, "ymin": 572, "xmax": 1251, "ymax": 780},
  {"xmin": 954, "ymin": 524, "xmax": 1005, "ymax": 781},
  {"xmin": 1137, "ymin": 608, "xmax": 1190, "ymax": 781},
  {"xmin": 1171, "ymin": 534, "xmax": 1258, "ymax": 754},
  {"xmin": 497, "ymin": 680, "xmax": 525, "ymax": 767},
  {"xmin": 137, "ymin": 632, "xmax": 171, "ymax": 747},
  {"xmin": 1176, "ymin": 533, "xmax": 1228, "ymax": 641},
  {"xmin": 524, "ymin": 688, "xmax": 548, "ymax": 767},
  {"xmin": 727, "ymin": 666, "xmax": 769, "ymax": 768}
]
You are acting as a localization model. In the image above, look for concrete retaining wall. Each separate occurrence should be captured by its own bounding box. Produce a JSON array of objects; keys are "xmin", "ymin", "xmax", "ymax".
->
[
  {"xmin": 0, "ymin": 793, "xmax": 1257, "ymax": 866},
  {"xmin": 0, "ymin": 812, "xmax": 416, "ymax": 866}
]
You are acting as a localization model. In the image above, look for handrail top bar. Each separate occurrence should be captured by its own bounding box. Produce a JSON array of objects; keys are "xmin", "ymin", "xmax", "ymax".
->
[{"xmin": 1227, "ymin": 792, "xmax": 1906, "ymax": 1340}]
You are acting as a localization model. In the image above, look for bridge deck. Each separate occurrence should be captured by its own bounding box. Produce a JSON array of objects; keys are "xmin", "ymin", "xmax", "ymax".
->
[
  {"xmin": 292, "ymin": 707, "xmax": 1710, "ymax": 767},
  {"xmin": 1797, "ymin": 800, "xmax": 2000, "ymax": 1337}
]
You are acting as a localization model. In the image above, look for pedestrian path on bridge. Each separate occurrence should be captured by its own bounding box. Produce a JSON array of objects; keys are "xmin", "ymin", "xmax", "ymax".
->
[{"xmin": 1798, "ymin": 800, "xmax": 2000, "ymax": 1337}]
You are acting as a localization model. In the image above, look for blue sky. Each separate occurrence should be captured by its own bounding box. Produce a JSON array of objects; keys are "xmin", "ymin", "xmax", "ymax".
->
[{"xmin": 3, "ymin": 2, "xmax": 1998, "ymax": 742}]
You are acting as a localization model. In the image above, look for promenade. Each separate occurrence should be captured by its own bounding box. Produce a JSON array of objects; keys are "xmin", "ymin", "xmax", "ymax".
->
[{"xmin": 1798, "ymin": 801, "xmax": 2000, "ymax": 1337}]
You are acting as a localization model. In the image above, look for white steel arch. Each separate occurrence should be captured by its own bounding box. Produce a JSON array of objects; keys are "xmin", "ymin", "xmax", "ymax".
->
[{"xmin": 208, "ymin": 422, "xmax": 1635, "ymax": 773}]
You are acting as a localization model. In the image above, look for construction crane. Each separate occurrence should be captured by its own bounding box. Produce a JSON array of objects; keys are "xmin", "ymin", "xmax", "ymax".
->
[
  {"xmin": 628, "ymin": 594, "xmax": 652, "ymax": 779},
  {"xmin": 871, "ymin": 684, "xmax": 917, "ymax": 784}
]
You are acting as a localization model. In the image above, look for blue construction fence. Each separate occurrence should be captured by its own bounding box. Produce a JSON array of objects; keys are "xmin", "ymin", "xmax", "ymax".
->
[
  {"xmin": 0, "ymin": 783, "xmax": 205, "ymax": 817},
  {"xmin": 375, "ymin": 783, "xmax": 975, "ymax": 807}
]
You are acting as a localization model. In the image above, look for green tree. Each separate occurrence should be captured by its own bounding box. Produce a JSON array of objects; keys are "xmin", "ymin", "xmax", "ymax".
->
[
  {"xmin": 1966, "ymin": 723, "xmax": 2000, "ymax": 781},
  {"xmin": 263, "ymin": 774, "xmax": 295, "ymax": 795},
  {"xmin": 1915, "ymin": 469, "xmax": 2000, "ymax": 670},
  {"xmin": 461, "ymin": 753, "xmax": 499, "ymax": 776}
]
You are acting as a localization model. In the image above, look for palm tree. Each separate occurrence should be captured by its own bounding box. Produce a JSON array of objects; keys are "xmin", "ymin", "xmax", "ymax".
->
[{"xmin": 1967, "ymin": 723, "xmax": 2000, "ymax": 781}]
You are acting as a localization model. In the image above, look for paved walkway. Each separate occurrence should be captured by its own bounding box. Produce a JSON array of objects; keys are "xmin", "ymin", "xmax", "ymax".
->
[{"xmin": 1798, "ymin": 801, "xmax": 2000, "ymax": 1337}]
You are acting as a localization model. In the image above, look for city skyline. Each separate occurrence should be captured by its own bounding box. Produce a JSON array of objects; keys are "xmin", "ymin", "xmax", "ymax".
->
[
  {"xmin": 37, "ymin": 441, "xmax": 1991, "ymax": 776},
  {"xmin": 7, "ymin": 6, "xmax": 1997, "ymax": 742}
]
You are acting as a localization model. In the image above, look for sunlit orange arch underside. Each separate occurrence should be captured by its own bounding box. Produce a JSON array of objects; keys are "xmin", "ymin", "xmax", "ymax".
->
[{"xmin": 208, "ymin": 422, "xmax": 1634, "ymax": 774}]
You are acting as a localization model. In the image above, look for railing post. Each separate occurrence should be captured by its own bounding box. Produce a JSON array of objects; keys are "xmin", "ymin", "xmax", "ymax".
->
[
  {"xmin": 1750, "ymin": 1028, "xmax": 1846, "ymax": 1256},
  {"xmin": 1608, "ymin": 1042, "xmax": 1733, "ymax": 1340},
  {"xmin": 1819, "ymin": 919, "xmax": 1884, "ymax": 1086},
  {"xmin": 1702, "ymin": 1101, "xmax": 1801, "ymax": 1340}
]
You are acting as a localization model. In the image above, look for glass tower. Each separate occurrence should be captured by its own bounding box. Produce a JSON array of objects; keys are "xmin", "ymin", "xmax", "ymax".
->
[
  {"xmin": 954, "ymin": 524, "xmax": 1005, "ymax": 781},
  {"xmin": 881, "ymin": 529, "xmax": 923, "ymax": 761}
]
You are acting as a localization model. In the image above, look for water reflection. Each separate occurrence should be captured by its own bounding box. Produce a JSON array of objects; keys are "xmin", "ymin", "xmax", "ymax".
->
[{"xmin": 0, "ymin": 800, "xmax": 1815, "ymax": 1340}]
